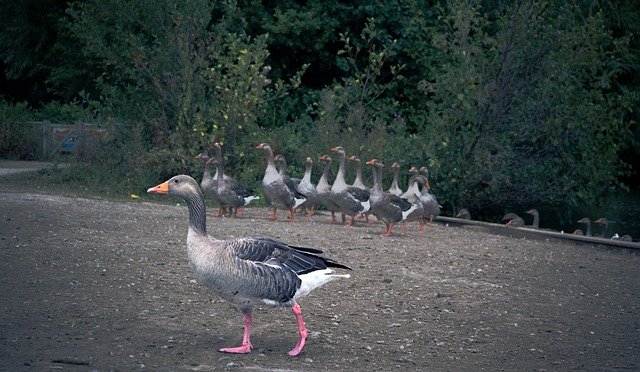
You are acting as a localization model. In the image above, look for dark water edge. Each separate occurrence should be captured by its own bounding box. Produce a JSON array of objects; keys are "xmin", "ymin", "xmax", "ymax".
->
[
  {"xmin": 540, "ymin": 188, "xmax": 640, "ymax": 240},
  {"xmin": 455, "ymin": 189, "xmax": 640, "ymax": 241}
]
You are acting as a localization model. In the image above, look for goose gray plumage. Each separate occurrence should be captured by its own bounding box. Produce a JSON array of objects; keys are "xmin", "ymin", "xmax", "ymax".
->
[
  {"xmin": 315, "ymin": 155, "xmax": 345, "ymax": 224},
  {"xmin": 208, "ymin": 157, "xmax": 259, "ymax": 217},
  {"xmin": 274, "ymin": 154, "xmax": 317, "ymax": 216},
  {"xmin": 400, "ymin": 174, "xmax": 427, "ymax": 232},
  {"xmin": 297, "ymin": 157, "xmax": 318, "ymax": 216},
  {"xmin": 329, "ymin": 147, "xmax": 371, "ymax": 227},
  {"xmin": 456, "ymin": 208, "xmax": 471, "ymax": 220},
  {"xmin": 526, "ymin": 209, "xmax": 540, "ymax": 229},
  {"xmin": 387, "ymin": 162, "xmax": 403, "ymax": 196},
  {"xmin": 257, "ymin": 143, "xmax": 306, "ymax": 221},
  {"xmin": 577, "ymin": 217, "xmax": 592, "ymax": 236},
  {"xmin": 502, "ymin": 213, "xmax": 525, "ymax": 227},
  {"xmin": 147, "ymin": 175, "xmax": 351, "ymax": 356},
  {"xmin": 274, "ymin": 154, "xmax": 302, "ymax": 191},
  {"xmin": 594, "ymin": 217, "xmax": 609, "ymax": 238},
  {"xmin": 348, "ymin": 155, "xmax": 370, "ymax": 191},
  {"xmin": 195, "ymin": 152, "xmax": 226, "ymax": 217},
  {"xmin": 417, "ymin": 167, "xmax": 441, "ymax": 224},
  {"xmin": 348, "ymin": 155, "xmax": 372, "ymax": 223},
  {"xmin": 367, "ymin": 159, "xmax": 419, "ymax": 236}
]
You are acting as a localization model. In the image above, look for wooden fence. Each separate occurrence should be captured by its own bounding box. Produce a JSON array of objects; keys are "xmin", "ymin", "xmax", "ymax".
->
[{"xmin": 36, "ymin": 121, "xmax": 106, "ymax": 160}]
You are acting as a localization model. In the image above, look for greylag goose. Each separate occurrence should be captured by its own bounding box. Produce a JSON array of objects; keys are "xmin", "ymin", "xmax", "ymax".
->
[
  {"xmin": 274, "ymin": 154, "xmax": 301, "ymax": 190},
  {"xmin": 315, "ymin": 155, "xmax": 345, "ymax": 224},
  {"xmin": 577, "ymin": 217, "xmax": 592, "ymax": 236},
  {"xmin": 367, "ymin": 159, "xmax": 419, "ymax": 236},
  {"xmin": 348, "ymin": 155, "xmax": 372, "ymax": 223},
  {"xmin": 456, "ymin": 208, "xmax": 471, "ymax": 220},
  {"xmin": 526, "ymin": 209, "xmax": 540, "ymax": 229},
  {"xmin": 257, "ymin": 143, "xmax": 306, "ymax": 221},
  {"xmin": 208, "ymin": 158, "xmax": 259, "ymax": 218},
  {"xmin": 348, "ymin": 155, "xmax": 370, "ymax": 191},
  {"xmin": 594, "ymin": 217, "xmax": 609, "ymax": 238},
  {"xmin": 502, "ymin": 213, "xmax": 525, "ymax": 226},
  {"xmin": 400, "ymin": 174, "xmax": 427, "ymax": 232},
  {"xmin": 387, "ymin": 162, "xmax": 403, "ymax": 196},
  {"xmin": 329, "ymin": 147, "xmax": 371, "ymax": 227},
  {"xmin": 275, "ymin": 154, "xmax": 317, "ymax": 216},
  {"xmin": 195, "ymin": 152, "xmax": 226, "ymax": 217},
  {"xmin": 147, "ymin": 175, "xmax": 351, "ymax": 356},
  {"xmin": 298, "ymin": 157, "xmax": 318, "ymax": 216},
  {"xmin": 572, "ymin": 229, "xmax": 584, "ymax": 235},
  {"xmin": 417, "ymin": 167, "xmax": 441, "ymax": 224}
]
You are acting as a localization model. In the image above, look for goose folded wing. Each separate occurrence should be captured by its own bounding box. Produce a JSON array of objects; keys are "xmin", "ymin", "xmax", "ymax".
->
[
  {"xmin": 389, "ymin": 195, "xmax": 414, "ymax": 212},
  {"xmin": 232, "ymin": 237, "xmax": 349, "ymax": 275},
  {"xmin": 346, "ymin": 186, "xmax": 370, "ymax": 202}
]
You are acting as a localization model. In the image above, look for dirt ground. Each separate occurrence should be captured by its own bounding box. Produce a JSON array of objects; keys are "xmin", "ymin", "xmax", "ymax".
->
[{"xmin": 1, "ymin": 187, "xmax": 639, "ymax": 371}]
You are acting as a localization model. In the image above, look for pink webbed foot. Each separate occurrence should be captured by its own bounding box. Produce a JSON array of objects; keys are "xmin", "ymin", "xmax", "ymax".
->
[
  {"xmin": 219, "ymin": 343, "xmax": 253, "ymax": 354},
  {"xmin": 219, "ymin": 311, "xmax": 253, "ymax": 354}
]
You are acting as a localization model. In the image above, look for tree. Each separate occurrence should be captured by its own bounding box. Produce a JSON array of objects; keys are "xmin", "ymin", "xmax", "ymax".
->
[{"xmin": 415, "ymin": 0, "xmax": 636, "ymax": 215}]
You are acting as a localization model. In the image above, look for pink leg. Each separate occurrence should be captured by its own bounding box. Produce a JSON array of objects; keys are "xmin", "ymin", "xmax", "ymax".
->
[
  {"xmin": 381, "ymin": 223, "xmax": 393, "ymax": 237},
  {"xmin": 328, "ymin": 211, "xmax": 337, "ymax": 224},
  {"xmin": 268, "ymin": 208, "xmax": 277, "ymax": 220},
  {"xmin": 418, "ymin": 218, "xmax": 425, "ymax": 233},
  {"xmin": 287, "ymin": 208, "xmax": 295, "ymax": 222},
  {"xmin": 305, "ymin": 206, "xmax": 315, "ymax": 217},
  {"xmin": 288, "ymin": 303, "xmax": 308, "ymax": 356},
  {"xmin": 219, "ymin": 310, "xmax": 253, "ymax": 354},
  {"xmin": 345, "ymin": 215, "xmax": 355, "ymax": 227}
]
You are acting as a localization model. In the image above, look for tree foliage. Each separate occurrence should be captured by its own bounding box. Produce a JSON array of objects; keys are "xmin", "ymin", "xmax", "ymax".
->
[{"xmin": 416, "ymin": 0, "xmax": 637, "ymax": 216}]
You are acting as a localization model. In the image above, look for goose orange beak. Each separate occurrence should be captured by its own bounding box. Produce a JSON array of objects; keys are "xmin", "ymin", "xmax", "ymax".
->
[{"xmin": 147, "ymin": 181, "xmax": 169, "ymax": 194}]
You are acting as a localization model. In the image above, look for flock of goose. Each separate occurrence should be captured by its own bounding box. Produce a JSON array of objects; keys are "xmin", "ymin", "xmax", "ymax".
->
[
  {"xmin": 195, "ymin": 142, "xmax": 442, "ymax": 237},
  {"xmin": 145, "ymin": 142, "xmax": 445, "ymax": 357}
]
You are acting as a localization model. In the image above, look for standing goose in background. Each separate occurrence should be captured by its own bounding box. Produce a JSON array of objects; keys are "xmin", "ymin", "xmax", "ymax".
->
[
  {"xmin": 195, "ymin": 152, "xmax": 226, "ymax": 217},
  {"xmin": 594, "ymin": 217, "xmax": 609, "ymax": 238},
  {"xmin": 417, "ymin": 167, "xmax": 441, "ymax": 224},
  {"xmin": 257, "ymin": 143, "xmax": 306, "ymax": 221},
  {"xmin": 147, "ymin": 175, "xmax": 351, "ymax": 356},
  {"xmin": 315, "ymin": 155, "xmax": 344, "ymax": 224},
  {"xmin": 456, "ymin": 208, "xmax": 471, "ymax": 220},
  {"xmin": 577, "ymin": 217, "xmax": 592, "ymax": 237},
  {"xmin": 367, "ymin": 159, "xmax": 418, "ymax": 236},
  {"xmin": 401, "ymin": 174, "xmax": 427, "ymax": 232},
  {"xmin": 329, "ymin": 147, "xmax": 370, "ymax": 227},
  {"xmin": 297, "ymin": 157, "xmax": 318, "ymax": 216},
  {"xmin": 527, "ymin": 209, "xmax": 540, "ymax": 229},
  {"xmin": 348, "ymin": 155, "xmax": 372, "ymax": 223},
  {"xmin": 348, "ymin": 155, "xmax": 370, "ymax": 191},
  {"xmin": 387, "ymin": 162, "xmax": 403, "ymax": 196},
  {"xmin": 213, "ymin": 142, "xmax": 259, "ymax": 217},
  {"xmin": 207, "ymin": 158, "xmax": 259, "ymax": 218},
  {"xmin": 274, "ymin": 155, "xmax": 304, "ymax": 197},
  {"xmin": 502, "ymin": 213, "xmax": 525, "ymax": 227},
  {"xmin": 275, "ymin": 154, "xmax": 316, "ymax": 216}
]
